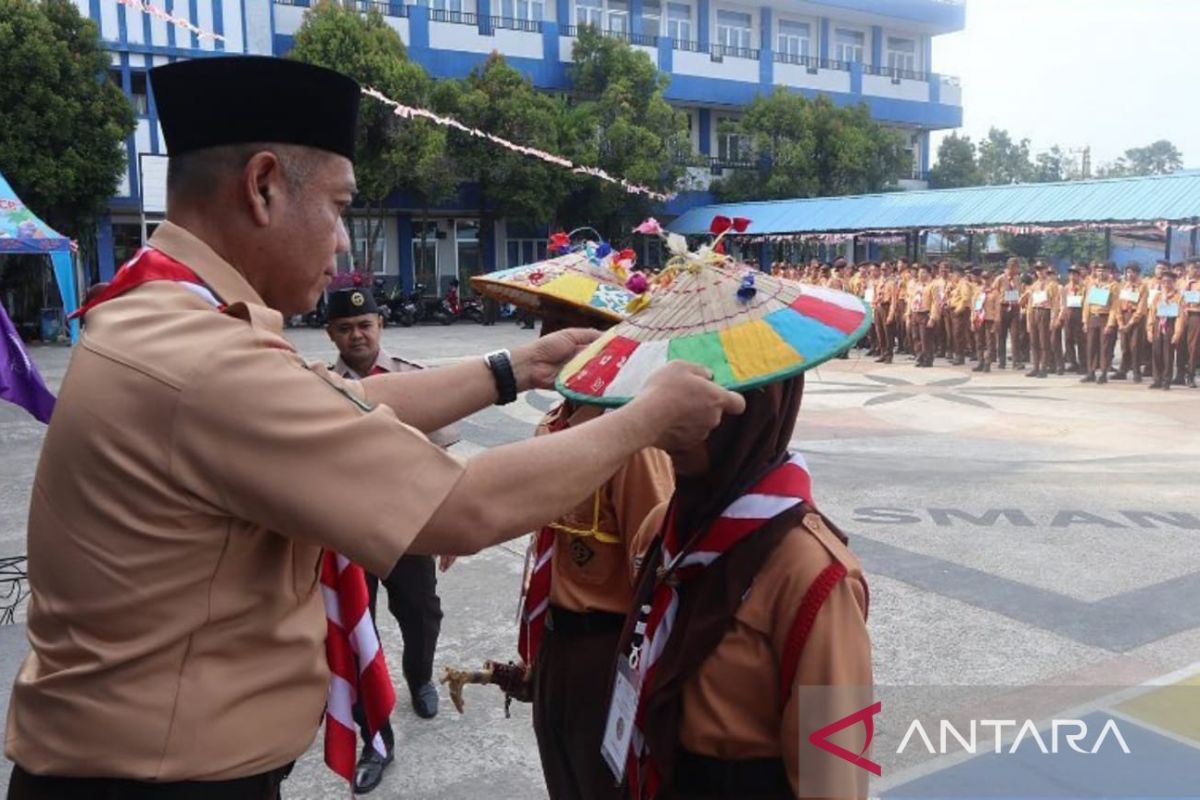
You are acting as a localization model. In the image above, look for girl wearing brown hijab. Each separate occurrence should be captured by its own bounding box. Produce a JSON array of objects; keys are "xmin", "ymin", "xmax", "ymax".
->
[{"xmin": 556, "ymin": 224, "xmax": 874, "ymax": 799}]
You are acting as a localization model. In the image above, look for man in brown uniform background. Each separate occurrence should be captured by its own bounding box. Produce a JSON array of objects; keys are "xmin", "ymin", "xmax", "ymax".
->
[
  {"xmin": 5, "ymin": 57, "xmax": 743, "ymax": 800},
  {"xmin": 1181, "ymin": 260, "xmax": 1200, "ymax": 388},
  {"xmin": 1109, "ymin": 263, "xmax": 1147, "ymax": 384},
  {"xmin": 1061, "ymin": 265, "xmax": 1087, "ymax": 373},
  {"xmin": 1025, "ymin": 265, "xmax": 1059, "ymax": 378},
  {"xmin": 1081, "ymin": 262, "xmax": 1119, "ymax": 384},
  {"xmin": 991, "ymin": 258, "xmax": 1023, "ymax": 370}
]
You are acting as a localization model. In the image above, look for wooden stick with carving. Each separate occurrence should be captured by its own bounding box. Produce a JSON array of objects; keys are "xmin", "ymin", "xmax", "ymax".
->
[{"xmin": 439, "ymin": 660, "xmax": 531, "ymax": 717}]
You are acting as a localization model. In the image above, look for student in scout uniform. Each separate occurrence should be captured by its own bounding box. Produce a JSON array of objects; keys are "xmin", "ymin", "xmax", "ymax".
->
[
  {"xmin": 972, "ymin": 267, "xmax": 999, "ymax": 372},
  {"xmin": 1181, "ymin": 260, "xmax": 1200, "ymax": 388},
  {"xmin": 930, "ymin": 262, "xmax": 948, "ymax": 360},
  {"xmin": 1081, "ymin": 261, "xmax": 1119, "ymax": 384},
  {"xmin": 947, "ymin": 266, "xmax": 972, "ymax": 366},
  {"xmin": 472, "ymin": 252, "xmax": 675, "ymax": 800},
  {"xmin": 1045, "ymin": 267, "xmax": 1066, "ymax": 375},
  {"xmin": 1025, "ymin": 265, "xmax": 1059, "ymax": 378},
  {"xmin": 325, "ymin": 288, "xmax": 457, "ymax": 792},
  {"xmin": 7, "ymin": 57, "xmax": 743, "ymax": 799},
  {"xmin": 1061, "ymin": 265, "xmax": 1087, "ymax": 373},
  {"xmin": 991, "ymin": 258, "xmax": 1023, "ymax": 370},
  {"xmin": 1108, "ymin": 263, "xmax": 1147, "ymax": 384},
  {"xmin": 1146, "ymin": 270, "xmax": 1184, "ymax": 390},
  {"xmin": 908, "ymin": 264, "xmax": 938, "ymax": 367},
  {"xmin": 895, "ymin": 260, "xmax": 911, "ymax": 355},
  {"xmin": 872, "ymin": 263, "xmax": 896, "ymax": 363},
  {"xmin": 556, "ymin": 236, "xmax": 872, "ymax": 800}
]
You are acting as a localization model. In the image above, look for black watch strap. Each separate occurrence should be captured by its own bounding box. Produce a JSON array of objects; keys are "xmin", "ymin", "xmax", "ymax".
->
[{"xmin": 484, "ymin": 349, "xmax": 518, "ymax": 405}]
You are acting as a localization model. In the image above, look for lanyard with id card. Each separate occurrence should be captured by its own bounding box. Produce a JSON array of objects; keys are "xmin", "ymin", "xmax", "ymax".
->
[
  {"xmin": 1003, "ymin": 290, "xmax": 1019, "ymax": 303},
  {"xmin": 1185, "ymin": 290, "xmax": 1200, "ymax": 305},
  {"xmin": 864, "ymin": 287, "xmax": 875, "ymax": 303},
  {"xmin": 1158, "ymin": 302, "xmax": 1180, "ymax": 319},
  {"xmin": 1067, "ymin": 294, "xmax": 1083, "ymax": 308},
  {"xmin": 1032, "ymin": 290, "xmax": 1048, "ymax": 306},
  {"xmin": 1120, "ymin": 288, "xmax": 1140, "ymax": 303},
  {"xmin": 601, "ymin": 648, "xmax": 643, "ymax": 781}
]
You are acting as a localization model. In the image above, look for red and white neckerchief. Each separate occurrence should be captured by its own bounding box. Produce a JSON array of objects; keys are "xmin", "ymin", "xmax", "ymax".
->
[
  {"xmin": 619, "ymin": 452, "xmax": 814, "ymax": 800},
  {"xmin": 516, "ymin": 411, "xmax": 572, "ymax": 665},
  {"xmin": 73, "ymin": 247, "xmax": 396, "ymax": 784}
]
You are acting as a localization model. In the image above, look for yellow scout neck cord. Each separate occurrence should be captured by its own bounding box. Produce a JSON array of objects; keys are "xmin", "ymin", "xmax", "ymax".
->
[{"xmin": 547, "ymin": 490, "xmax": 620, "ymax": 544}]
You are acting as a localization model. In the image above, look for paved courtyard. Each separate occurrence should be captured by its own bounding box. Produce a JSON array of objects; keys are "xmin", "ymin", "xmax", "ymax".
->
[{"xmin": 2, "ymin": 322, "xmax": 1199, "ymax": 798}]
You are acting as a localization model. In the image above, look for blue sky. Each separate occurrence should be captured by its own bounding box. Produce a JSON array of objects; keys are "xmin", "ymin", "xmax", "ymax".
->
[{"xmin": 932, "ymin": 0, "xmax": 1198, "ymax": 169}]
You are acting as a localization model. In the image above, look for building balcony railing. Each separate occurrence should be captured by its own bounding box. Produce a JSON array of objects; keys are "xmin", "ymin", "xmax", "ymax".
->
[
  {"xmin": 709, "ymin": 43, "xmax": 759, "ymax": 61},
  {"xmin": 864, "ymin": 63, "xmax": 931, "ymax": 82},
  {"xmin": 429, "ymin": 8, "xmax": 477, "ymax": 25},
  {"xmin": 562, "ymin": 25, "xmax": 659, "ymax": 47},
  {"xmin": 489, "ymin": 15, "xmax": 543, "ymax": 33},
  {"xmin": 772, "ymin": 52, "xmax": 850, "ymax": 72}
]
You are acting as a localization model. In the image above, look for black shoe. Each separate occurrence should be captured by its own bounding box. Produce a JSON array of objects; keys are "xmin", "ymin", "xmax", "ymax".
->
[
  {"xmin": 874, "ymin": 356, "xmax": 887, "ymax": 363},
  {"xmin": 1025, "ymin": 369, "xmax": 1039, "ymax": 378},
  {"xmin": 1188, "ymin": 377, "xmax": 1197, "ymax": 388},
  {"xmin": 983, "ymin": 363, "xmax": 991, "ymax": 373},
  {"xmin": 411, "ymin": 681, "xmax": 439, "ymax": 719},
  {"xmin": 1164, "ymin": 382, "xmax": 1172, "ymax": 391},
  {"xmin": 354, "ymin": 747, "xmax": 394, "ymax": 794},
  {"xmin": 1173, "ymin": 376, "xmax": 1186, "ymax": 386},
  {"xmin": 1097, "ymin": 374, "xmax": 1108, "ymax": 385},
  {"xmin": 1014, "ymin": 363, "xmax": 1025, "ymax": 371},
  {"xmin": 1111, "ymin": 372, "xmax": 1127, "ymax": 381},
  {"xmin": 1132, "ymin": 373, "xmax": 1142, "ymax": 384},
  {"xmin": 1149, "ymin": 382, "xmax": 1161, "ymax": 389},
  {"xmin": 998, "ymin": 362, "xmax": 1007, "ymax": 369},
  {"xmin": 1056, "ymin": 368, "xmax": 1065, "ymax": 376},
  {"xmin": 1081, "ymin": 373, "xmax": 1096, "ymax": 383},
  {"xmin": 1036, "ymin": 371, "xmax": 1048, "ymax": 378},
  {"xmin": 972, "ymin": 363, "xmax": 984, "ymax": 373}
]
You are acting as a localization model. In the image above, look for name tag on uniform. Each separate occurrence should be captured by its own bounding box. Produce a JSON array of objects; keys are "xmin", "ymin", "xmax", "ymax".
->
[
  {"xmin": 973, "ymin": 294, "xmax": 985, "ymax": 312},
  {"xmin": 1157, "ymin": 302, "xmax": 1180, "ymax": 318},
  {"xmin": 1066, "ymin": 294, "xmax": 1083, "ymax": 308},
  {"xmin": 864, "ymin": 287, "xmax": 875, "ymax": 303},
  {"xmin": 601, "ymin": 658, "xmax": 642, "ymax": 781},
  {"xmin": 1120, "ymin": 288, "xmax": 1140, "ymax": 303},
  {"xmin": 1148, "ymin": 288, "xmax": 1161, "ymax": 304},
  {"xmin": 1185, "ymin": 291, "xmax": 1200, "ymax": 304},
  {"xmin": 1004, "ymin": 290, "xmax": 1019, "ymax": 303},
  {"xmin": 1032, "ymin": 290, "xmax": 1048, "ymax": 306},
  {"xmin": 1087, "ymin": 287, "xmax": 1110, "ymax": 306}
]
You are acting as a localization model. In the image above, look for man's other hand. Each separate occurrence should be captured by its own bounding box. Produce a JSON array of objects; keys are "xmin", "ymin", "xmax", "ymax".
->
[{"xmin": 512, "ymin": 328, "xmax": 602, "ymax": 392}]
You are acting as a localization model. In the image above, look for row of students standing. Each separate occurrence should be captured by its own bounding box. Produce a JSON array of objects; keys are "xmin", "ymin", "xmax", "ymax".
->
[{"xmin": 775, "ymin": 256, "xmax": 1200, "ymax": 389}]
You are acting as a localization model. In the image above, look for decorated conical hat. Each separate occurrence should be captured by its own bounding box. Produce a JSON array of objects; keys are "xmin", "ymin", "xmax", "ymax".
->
[
  {"xmin": 470, "ymin": 250, "xmax": 636, "ymax": 323},
  {"xmin": 555, "ymin": 260, "xmax": 872, "ymax": 406}
]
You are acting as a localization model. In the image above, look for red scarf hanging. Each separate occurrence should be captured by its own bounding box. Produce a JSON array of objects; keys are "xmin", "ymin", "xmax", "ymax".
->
[
  {"xmin": 76, "ymin": 246, "xmax": 396, "ymax": 783},
  {"xmin": 620, "ymin": 453, "xmax": 814, "ymax": 800},
  {"xmin": 516, "ymin": 410, "xmax": 572, "ymax": 665}
]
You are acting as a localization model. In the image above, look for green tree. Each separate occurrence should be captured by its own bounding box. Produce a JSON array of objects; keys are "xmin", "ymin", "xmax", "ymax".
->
[
  {"xmin": 712, "ymin": 90, "xmax": 907, "ymax": 202},
  {"xmin": 1041, "ymin": 231, "xmax": 1106, "ymax": 263},
  {"xmin": 438, "ymin": 54, "xmax": 571, "ymax": 271},
  {"xmin": 0, "ymin": 0, "xmax": 135, "ymax": 250},
  {"xmin": 977, "ymin": 127, "xmax": 1033, "ymax": 185},
  {"xmin": 1032, "ymin": 145, "xmax": 1072, "ymax": 183},
  {"xmin": 290, "ymin": 1, "xmax": 442, "ymax": 272},
  {"xmin": 563, "ymin": 27, "xmax": 688, "ymax": 239},
  {"xmin": 1099, "ymin": 139, "xmax": 1183, "ymax": 178},
  {"xmin": 928, "ymin": 132, "xmax": 983, "ymax": 189}
]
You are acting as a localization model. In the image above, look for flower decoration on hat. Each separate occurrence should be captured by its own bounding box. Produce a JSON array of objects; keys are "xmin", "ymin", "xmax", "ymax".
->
[
  {"xmin": 625, "ymin": 214, "xmax": 758, "ymax": 311},
  {"xmin": 549, "ymin": 231, "xmax": 571, "ymax": 254}
]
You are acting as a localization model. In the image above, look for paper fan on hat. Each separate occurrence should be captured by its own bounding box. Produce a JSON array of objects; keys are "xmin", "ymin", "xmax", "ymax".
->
[
  {"xmin": 471, "ymin": 231, "xmax": 641, "ymax": 323},
  {"xmin": 555, "ymin": 217, "xmax": 872, "ymax": 406}
]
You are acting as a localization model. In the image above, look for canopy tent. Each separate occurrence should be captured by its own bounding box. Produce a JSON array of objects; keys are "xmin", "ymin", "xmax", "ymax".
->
[{"xmin": 0, "ymin": 171, "xmax": 79, "ymax": 342}]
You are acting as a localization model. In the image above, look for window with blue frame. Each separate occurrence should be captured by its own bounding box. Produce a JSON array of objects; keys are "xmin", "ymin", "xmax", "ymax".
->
[
  {"xmin": 715, "ymin": 9, "xmax": 753, "ymax": 53},
  {"xmin": 501, "ymin": 0, "xmax": 544, "ymax": 20},
  {"xmin": 641, "ymin": 0, "xmax": 661, "ymax": 37},
  {"xmin": 887, "ymin": 36, "xmax": 917, "ymax": 73},
  {"xmin": 834, "ymin": 27, "xmax": 865, "ymax": 63}
]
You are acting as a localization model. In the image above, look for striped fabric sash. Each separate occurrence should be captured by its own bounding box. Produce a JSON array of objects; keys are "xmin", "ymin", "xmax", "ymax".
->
[
  {"xmin": 623, "ymin": 452, "xmax": 813, "ymax": 799},
  {"xmin": 73, "ymin": 246, "xmax": 396, "ymax": 783}
]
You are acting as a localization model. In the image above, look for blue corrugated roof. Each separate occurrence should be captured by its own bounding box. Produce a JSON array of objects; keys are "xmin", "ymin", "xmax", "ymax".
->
[{"xmin": 668, "ymin": 172, "xmax": 1200, "ymax": 236}]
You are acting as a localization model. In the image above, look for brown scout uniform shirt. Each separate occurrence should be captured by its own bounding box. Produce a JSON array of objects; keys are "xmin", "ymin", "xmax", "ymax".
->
[
  {"xmin": 1108, "ymin": 281, "xmax": 1147, "ymax": 330},
  {"xmin": 633, "ymin": 503, "xmax": 872, "ymax": 798},
  {"xmin": 1145, "ymin": 288, "xmax": 1184, "ymax": 344},
  {"xmin": 1026, "ymin": 279, "xmax": 1061, "ymax": 332},
  {"xmin": 536, "ymin": 404, "xmax": 673, "ymax": 615},
  {"xmin": 1083, "ymin": 278, "xmax": 1119, "ymax": 326},
  {"xmin": 334, "ymin": 350, "xmax": 461, "ymax": 449},
  {"xmin": 7, "ymin": 222, "xmax": 465, "ymax": 780}
]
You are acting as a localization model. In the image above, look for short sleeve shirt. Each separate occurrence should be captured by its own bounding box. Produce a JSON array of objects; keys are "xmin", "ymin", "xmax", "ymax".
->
[{"xmin": 6, "ymin": 222, "xmax": 464, "ymax": 780}]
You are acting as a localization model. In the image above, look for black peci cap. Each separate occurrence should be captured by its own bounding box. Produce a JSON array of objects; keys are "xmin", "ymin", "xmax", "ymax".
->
[
  {"xmin": 150, "ymin": 56, "xmax": 361, "ymax": 161},
  {"xmin": 327, "ymin": 289, "xmax": 380, "ymax": 320}
]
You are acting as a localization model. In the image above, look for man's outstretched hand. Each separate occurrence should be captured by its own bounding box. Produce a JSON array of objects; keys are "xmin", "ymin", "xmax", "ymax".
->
[{"xmin": 511, "ymin": 328, "xmax": 602, "ymax": 392}]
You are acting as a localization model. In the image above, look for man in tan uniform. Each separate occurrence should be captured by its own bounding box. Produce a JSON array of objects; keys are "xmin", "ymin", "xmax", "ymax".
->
[
  {"xmin": 991, "ymin": 258, "xmax": 1023, "ymax": 370},
  {"xmin": 872, "ymin": 263, "xmax": 896, "ymax": 364},
  {"xmin": 1081, "ymin": 261, "xmax": 1119, "ymax": 384},
  {"xmin": 1146, "ymin": 271, "xmax": 1184, "ymax": 390},
  {"xmin": 1181, "ymin": 260, "xmax": 1200, "ymax": 388},
  {"xmin": 907, "ymin": 265, "xmax": 937, "ymax": 368},
  {"xmin": 6, "ymin": 57, "xmax": 742, "ymax": 799},
  {"xmin": 1061, "ymin": 265, "xmax": 1087, "ymax": 373},
  {"xmin": 946, "ymin": 266, "xmax": 972, "ymax": 366},
  {"xmin": 971, "ymin": 268, "xmax": 998, "ymax": 372},
  {"xmin": 1025, "ymin": 265, "xmax": 1060, "ymax": 378},
  {"xmin": 1109, "ymin": 263, "xmax": 1147, "ymax": 384}
]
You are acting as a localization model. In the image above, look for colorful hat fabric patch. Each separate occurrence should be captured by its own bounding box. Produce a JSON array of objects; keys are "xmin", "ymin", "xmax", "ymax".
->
[
  {"xmin": 556, "ymin": 263, "xmax": 871, "ymax": 406},
  {"xmin": 471, "ymin": 252, "xmax": 636, "ymax": 322}
]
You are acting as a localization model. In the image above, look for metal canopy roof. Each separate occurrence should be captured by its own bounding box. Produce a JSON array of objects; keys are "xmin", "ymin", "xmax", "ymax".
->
[{"xmin": 668, "ymin": 172, "xmax": 1200, "ymax": 236}]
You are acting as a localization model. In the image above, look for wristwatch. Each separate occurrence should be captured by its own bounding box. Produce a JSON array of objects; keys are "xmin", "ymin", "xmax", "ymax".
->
[{"xmin": 484, "ymin": 349, "xmax": 518, "ymax": 405}]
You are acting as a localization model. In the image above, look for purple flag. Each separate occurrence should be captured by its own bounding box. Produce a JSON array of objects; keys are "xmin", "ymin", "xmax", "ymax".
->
[{"xmin": 0, "ymin": 304, "xmax": 55, "ymax": 424}]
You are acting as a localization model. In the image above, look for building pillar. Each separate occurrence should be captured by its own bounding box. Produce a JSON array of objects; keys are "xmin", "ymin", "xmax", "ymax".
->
[
  {"xmin": 698, "ymin": 108, "xmax": 712, "ymax": 156},
  {"xmin": 478, "ymin": 0, "xmax": 492, "ymax": 34},
  {"xmin": 631, "ymin": 0, "xmax": 643, "ymax": 34},
  {"xmin": 919, "ymin": 130, "xmax": 930, "ymax": 178},
  {"xmin": 871, "ymin": 25, "xmax": 882, "ymax": 68},
  {"xmin": 1166, "ymin": 225, "xmax": 1174, "ymax": 262},
  {"xmin": 697, "ymin": 0, "xmax": 710, "ymax": 49},
  {"xmin": 398, "ymin": 214, "xmax": 414, "ymax": 292},
  {"xmin": 759, "ymin": 7, "xmax": 772, "ymax": 87},
  {"xmin": 819, "ymin": 17, "xmax": 829, "ymax": 62},
  {"xmin": 96, "ymin": 213, "xmax": 116, "ymax": 283},
  {"xmin": 482, "ymin": 218, "xmax": 498, "ymax": 274},
  {"xmin": 1104, "ymin": 227, "xmax": 1112, "ymax": 260}
]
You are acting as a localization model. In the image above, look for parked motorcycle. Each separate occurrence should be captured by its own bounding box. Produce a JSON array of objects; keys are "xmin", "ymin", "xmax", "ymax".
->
[{"xmin": 389, "ymin": 284, "xmax": 449, "ymax": 326}]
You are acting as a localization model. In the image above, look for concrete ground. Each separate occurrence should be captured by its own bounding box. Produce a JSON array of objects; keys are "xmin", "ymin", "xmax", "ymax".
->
[{"xmin": 2, "ymin": 321, "xmax": 1199, "ymax": 798}]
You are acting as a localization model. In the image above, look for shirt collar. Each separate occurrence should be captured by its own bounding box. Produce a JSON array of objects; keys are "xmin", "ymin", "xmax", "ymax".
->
[
  {"xmin": 148, "ymin": 221, "xmax": 268, "ymax": 311},
  {"xmin": 334, "ymin": 349, "xmax": 393, "ymax": 380}
]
